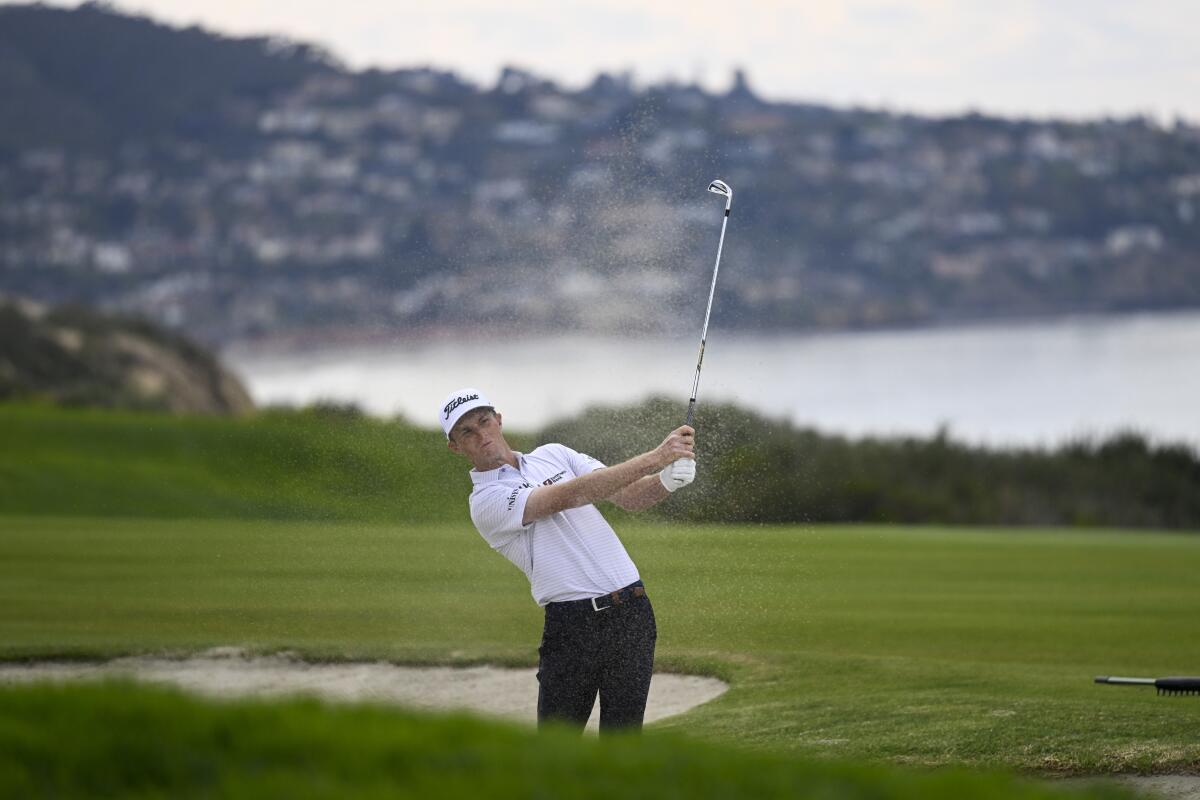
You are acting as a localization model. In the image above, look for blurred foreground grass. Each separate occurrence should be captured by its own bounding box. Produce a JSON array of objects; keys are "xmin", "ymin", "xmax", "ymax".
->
[
  {"xmin": 2, "ymin": 516, "xmax": 1198, "ymax": 774},
  {"xmin": 1, "ymin": 681, "xmax": 1133, "ymax": 800}
]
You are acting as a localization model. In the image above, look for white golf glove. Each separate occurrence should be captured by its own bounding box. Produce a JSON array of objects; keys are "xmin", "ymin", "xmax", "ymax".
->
[{"xmin": 658, "ymin": 458, "xmax": 696, "ymax": 492}]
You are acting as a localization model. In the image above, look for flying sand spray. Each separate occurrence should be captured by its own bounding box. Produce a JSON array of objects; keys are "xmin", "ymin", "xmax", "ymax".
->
[
  {"xmin": 685, "ymin": 179, "xmax": 733, "ymax": 427},
  {"xmin": 685, "ymin": 179, "xmax": 1198, "ymax": 703}
]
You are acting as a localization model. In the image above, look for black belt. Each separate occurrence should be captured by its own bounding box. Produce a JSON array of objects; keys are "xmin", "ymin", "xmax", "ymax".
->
[{"xmin": 552, "ymin": 581, "xmax": 646, "ymax": 612}]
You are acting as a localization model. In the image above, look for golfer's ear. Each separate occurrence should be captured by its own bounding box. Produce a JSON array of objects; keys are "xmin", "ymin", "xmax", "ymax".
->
[
  {"xmin": 494, "ymin": 411, "xmax": 503, "ymax": 428},
  {"xmin": 447, "ymin": 438, "xmax": 460, "ymax": 455}
]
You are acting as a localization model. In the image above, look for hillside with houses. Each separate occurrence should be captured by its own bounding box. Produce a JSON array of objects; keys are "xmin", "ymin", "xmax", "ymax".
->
[{"xmin": 2, "ymin": 3, "xmax": 1198, "ymax": 345}]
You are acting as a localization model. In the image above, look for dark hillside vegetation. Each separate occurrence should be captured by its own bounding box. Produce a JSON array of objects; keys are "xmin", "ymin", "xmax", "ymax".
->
[
  {"xmin": 541, "ymin": 399, "xmax": 1200, "ymax": 529},
  {"xmin": 0, "ymin": 2, "xmax": 334, "ymax": 153}
]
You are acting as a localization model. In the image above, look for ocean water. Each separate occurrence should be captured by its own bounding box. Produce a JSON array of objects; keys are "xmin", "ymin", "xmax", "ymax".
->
[{"xmin": 226, "ymin": 312, "xmax": 1200, "ymax": 449}]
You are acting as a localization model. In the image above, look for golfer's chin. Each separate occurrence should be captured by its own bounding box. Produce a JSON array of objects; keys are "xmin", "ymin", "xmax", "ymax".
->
[{"xmin": 475, "ymin": 447, "xmax": 506, "ymax": 470}]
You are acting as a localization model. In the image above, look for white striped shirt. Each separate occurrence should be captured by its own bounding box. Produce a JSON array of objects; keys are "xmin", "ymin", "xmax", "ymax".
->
[{"xmin": 468, "ymin": 444, "xmax": 640, "ymax": 606}]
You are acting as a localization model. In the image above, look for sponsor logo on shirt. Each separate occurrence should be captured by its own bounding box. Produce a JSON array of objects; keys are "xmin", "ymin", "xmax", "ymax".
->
[
  {"xmin": 506, "ymin": 483, "xmax": 532, "ymax": 511},
  {"xmin": 542, "ymin": 471, "xmax": 566, "ymax": 486},
  {"xmin": 443, "ymin": 393, "xmax": 479, "ymax": 420}
]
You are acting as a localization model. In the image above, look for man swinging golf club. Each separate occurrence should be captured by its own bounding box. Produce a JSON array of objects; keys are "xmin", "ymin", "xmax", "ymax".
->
[
  {"xmin": 442, "ymin": 177, "xmax": 731, "ymax": 733},
  {"xmin": 441, "ymin": 388, "xmax": 696, "ymax": 733}
]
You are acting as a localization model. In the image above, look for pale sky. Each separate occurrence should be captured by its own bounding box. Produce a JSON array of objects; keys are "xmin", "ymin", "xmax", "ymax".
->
[{"xmin": 16, "ymin": 0, "xmax": 1200, "ymax": 121}]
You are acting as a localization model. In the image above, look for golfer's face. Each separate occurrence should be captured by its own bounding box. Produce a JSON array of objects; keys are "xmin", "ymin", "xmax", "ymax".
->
[{"xmin": 451, "ymin": 410, "xmax": 503, "ymax": 462}]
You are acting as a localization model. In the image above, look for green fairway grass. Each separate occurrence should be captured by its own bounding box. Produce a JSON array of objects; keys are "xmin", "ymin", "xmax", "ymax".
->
[
  {"xmin": 2, "ymin": 515, "xmax": 1197, "ymax": 774},
  {"xmin": 1, "ymin": 682, "xmax": 1130, "ymax": 800}
]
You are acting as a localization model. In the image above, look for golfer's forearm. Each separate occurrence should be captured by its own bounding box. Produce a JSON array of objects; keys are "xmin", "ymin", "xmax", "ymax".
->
[
  {"xmin": 523, "ymin": 453, "xmax": 660, "ymax": 523},
  {"xmin": 609, "ymin": 475, "xmax": 670, "ymax": 511}
]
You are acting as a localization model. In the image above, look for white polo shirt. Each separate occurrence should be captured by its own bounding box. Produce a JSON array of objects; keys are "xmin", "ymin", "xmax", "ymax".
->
[{"xmin": 468, "ymin": 443, "xmax": 640, "ymax": 606}]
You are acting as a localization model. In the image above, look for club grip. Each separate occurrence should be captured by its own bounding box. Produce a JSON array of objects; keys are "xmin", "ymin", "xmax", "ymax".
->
[{"xmin": 685, "ymin": 398, "xmax": 696, "ymax": 427}]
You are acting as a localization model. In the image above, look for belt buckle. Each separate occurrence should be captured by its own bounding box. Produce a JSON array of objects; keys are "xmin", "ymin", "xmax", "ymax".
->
[{"xmin": 591, "ymin": 595, "xmax": 610, "ymax": 612}]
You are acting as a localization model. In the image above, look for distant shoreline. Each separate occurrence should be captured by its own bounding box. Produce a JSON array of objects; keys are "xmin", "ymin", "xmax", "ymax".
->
[
  {"xmin": 221, "ymin": 306, "xmax": 1200, "ymax": 358},
  {"xmin": 223, "ymin": 310, "xmax": 1200, "ymax": 450}
]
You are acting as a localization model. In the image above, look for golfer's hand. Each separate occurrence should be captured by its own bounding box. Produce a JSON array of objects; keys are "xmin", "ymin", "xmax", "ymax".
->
[
  {"xmin": 653, "ymin": 425, "xmax": 695, "ymax": 469},
  {"xmin": 659, "ymin": 458, "xmax": 696, "ymax": 492}
]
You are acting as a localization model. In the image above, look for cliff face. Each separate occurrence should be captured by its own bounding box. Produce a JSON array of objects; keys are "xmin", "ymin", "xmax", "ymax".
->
[{"xmin": 0, "ymin": 295, "xmax": 253, "ymax": 414}]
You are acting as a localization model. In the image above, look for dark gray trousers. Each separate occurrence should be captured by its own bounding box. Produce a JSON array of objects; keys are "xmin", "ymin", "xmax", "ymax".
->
[{"xmin": 536, "ymin": 582, "xmax": 657, "ymax": 734}]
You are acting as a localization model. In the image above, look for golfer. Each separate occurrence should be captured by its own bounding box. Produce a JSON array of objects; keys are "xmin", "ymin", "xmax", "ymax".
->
[{"xmin": 440, "ymin": 388, "xmax": 696, "ymax": 733}]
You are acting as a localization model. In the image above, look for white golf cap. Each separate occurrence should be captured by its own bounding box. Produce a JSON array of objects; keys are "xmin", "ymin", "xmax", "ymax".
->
[{"xmin": 439, "ymin": 387, "xmax": 494, "ymax": 438}]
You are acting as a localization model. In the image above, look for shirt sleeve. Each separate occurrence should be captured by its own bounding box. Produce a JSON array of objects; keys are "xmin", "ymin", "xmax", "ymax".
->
[
  {"xmin": 470, "ymin": 483, "xmax": 534, "ymax": 546},
  {"xmin": 554, "ymin": 443, "xmax": 606, "ymax": 477}
]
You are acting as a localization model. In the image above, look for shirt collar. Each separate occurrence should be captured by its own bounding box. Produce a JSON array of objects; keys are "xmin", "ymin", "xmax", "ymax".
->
[{"xmin": 469, "ymin": 451, "xmax": 524, "ymax": 485}]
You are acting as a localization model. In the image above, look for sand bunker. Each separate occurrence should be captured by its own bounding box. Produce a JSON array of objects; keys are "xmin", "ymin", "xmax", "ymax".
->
[
  {"xmin": 1061, "ymin": 775, "xmax": 1200, "ymax": 800},
  {"xmin": 0, "ymin": 647, "xmax": 727, "ymax": 731}
]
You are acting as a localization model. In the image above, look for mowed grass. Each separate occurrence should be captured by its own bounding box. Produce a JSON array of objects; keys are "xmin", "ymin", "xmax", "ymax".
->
[{"xmin": 2, "ymin": 515, "xmax": 1197, "ymax": 774}]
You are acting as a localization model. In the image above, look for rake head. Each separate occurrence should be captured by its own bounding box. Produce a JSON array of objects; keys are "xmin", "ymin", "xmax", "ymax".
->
[
  {"xmin": 1155, "ymin": 678, "xmax": 1200, "ymax": 696},
  {"xmin": 1095, "ymin": 676, "xmax": 1200, "ymax": 696}
]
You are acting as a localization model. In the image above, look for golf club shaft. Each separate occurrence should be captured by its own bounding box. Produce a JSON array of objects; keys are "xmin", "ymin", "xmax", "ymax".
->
[{"xmin": 686, "ymin": 203, "xmax": 731, "ymax": 428}]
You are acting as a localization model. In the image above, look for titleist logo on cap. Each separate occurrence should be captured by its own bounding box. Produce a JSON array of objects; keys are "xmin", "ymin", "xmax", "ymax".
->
[{"xmin": 444, "ymin": 393, "xmax": 479, "ymax": 420}]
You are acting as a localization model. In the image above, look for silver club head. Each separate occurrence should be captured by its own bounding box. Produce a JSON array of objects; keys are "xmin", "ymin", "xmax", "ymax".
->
[{"xmin": 707, "ymin": 179, "xmax": 732, "ymax": 199}]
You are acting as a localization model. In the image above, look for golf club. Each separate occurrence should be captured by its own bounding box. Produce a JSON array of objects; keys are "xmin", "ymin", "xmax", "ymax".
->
[{"xmin": 685, "ymin": 179, "xmax": 733, "ymax": 427}]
